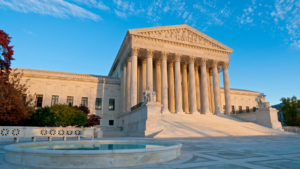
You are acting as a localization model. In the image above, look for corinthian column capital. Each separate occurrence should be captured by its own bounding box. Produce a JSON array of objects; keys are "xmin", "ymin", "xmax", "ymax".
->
[
  {"xmin": 169, "ymin": 61, "xmax": 174, "ymax": 67},
  {"xmin": 146, "ymin": 49, "xmax": 154, "ymax": 58},
  {"xmin": 174, "ymin": 53, "xmax": 182, "ymax": 62},
  {"xmin": 182, "ymin": 63, "xmax": 187, "ymax": 69},
  {"xmin": 161, "ymin": 51, "xmax": 169, "ymax": 60},
  {"xmin": 155, "ymin": 59, "xmax": 161, "ymax": 65},
  {"xmin": 131, "ymin": 47, "xmax": 140, "ymax": 56},
  {"xmin": 222, "ymin": 62, "xmax": 230, "ymax": 69},
  {"xmin": 188, "ymin": 56, "xmax": 195, "ymax": 64},
  {"xmin": 141, "ymin": 58, "xmax": 147, "ymax": 64},
  {"xmin": 212, "ymin": 60, "xmax": 219, "ymax": 68},
  {"xmin": 200, "ymin": 58, "xmax": 207, "ymax": 66}
]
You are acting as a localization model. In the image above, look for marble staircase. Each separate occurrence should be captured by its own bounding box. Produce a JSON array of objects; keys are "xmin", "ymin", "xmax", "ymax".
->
[{"xmin": 152, "ymin": 113, "xmax": 292, "ymax": 138}]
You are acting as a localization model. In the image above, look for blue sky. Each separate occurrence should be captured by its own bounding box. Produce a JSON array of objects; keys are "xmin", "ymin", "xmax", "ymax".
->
[{"xmin": 0, "ymin": 0, "xmax": 299, "ymax": 105}]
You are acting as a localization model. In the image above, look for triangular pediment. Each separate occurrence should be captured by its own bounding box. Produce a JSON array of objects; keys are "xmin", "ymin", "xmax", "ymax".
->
[{"xmin": 128, "ymin": 24, "xmax": 233, "ymax": 53}]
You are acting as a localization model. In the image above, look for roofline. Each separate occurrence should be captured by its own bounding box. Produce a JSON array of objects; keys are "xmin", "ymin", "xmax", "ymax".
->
[{"xmin": 14, "ymin": 68, "xmax": 119, "ymax": 79}]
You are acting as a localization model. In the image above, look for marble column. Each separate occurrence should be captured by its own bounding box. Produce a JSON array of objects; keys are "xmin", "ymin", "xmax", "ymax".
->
[
  {"xmin": 200, "ymin": 59, "xmax": 210, "ymax": 114},
  {"xmin": 182, "ymin": 63, "xmax": 189, "ymax": 114},
  {"xmin": 146, "ymin": 49, "xmax": 154, "ymax": 91},
  {"xmin": 138, "ymin": 63, "xmax": 141, "ymax": 103},
  {"xmin": 130, "ymin": 47, "xmax": 139, "ymax": 107},
  {"xmin": 121, "ymin": 63, "xmax": 126, "ymax": 113},
  {"xmin": 212, "ymin": 60, "xmax": 221, "ymax": 115},
  {"xmin": 155, "ymin": 60, "xmax": 161, "ymax": 103},
  {"xmin": 126, "ymin": 57, "xmax": 131, "ymax": 111},
  {"xmin": 195, "ymin": 65, "xmax": 201, "ymax": 111},
  {"xmin": 188, "ymin": 57, "xmax": 198, "ymax": 114},
  {"xmin": 140, "ymin": 58, "xmax": 147, "ymax": 102},
  {"xmin": 168, "ymin": 61, "xmax": 175, "ymax": 113},
  {"xmin": 222, "ymin": 62, "xmax": 231, "ymax": 115},
  {"xmin": 161, "ymin": 51, "xmax": 170, "ymax": 113},
  {"xmin": 174, "ymin": 54, "xmax": 184, "ymax": 114}
]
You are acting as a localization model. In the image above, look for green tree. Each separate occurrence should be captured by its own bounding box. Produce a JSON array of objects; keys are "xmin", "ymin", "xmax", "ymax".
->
[
  {"xmin": 52, "ymin": 104, "xmax": 76, "ymax": 126},
  {"xmin": 281, "ymin": 96, "xmax": 300, "ymax": 127},
  {"xmin": 73, "ymin": 109, "xmax": 87, "ymax": 126},
  {"xmin": 30, "ymin": 106, "xmax": 56, "ymax": 126},
  {"xmin": 51, "ymin": 104, "xmax": 87, "ymax": 126}
]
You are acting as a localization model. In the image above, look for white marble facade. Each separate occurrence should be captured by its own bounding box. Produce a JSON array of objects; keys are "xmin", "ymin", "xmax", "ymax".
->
[{"xmin": 19, "ymin": 25, "xmax": 265, "ymax": 128}]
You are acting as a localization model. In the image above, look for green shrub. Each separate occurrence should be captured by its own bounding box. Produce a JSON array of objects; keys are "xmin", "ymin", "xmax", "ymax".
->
[
  {"xmin": 51, "ymin": 104, "xmax": 87, "ymax": 126},
  {"xmin": 30, "ymin": 106, "xmax": 56, "ymax": 126}
]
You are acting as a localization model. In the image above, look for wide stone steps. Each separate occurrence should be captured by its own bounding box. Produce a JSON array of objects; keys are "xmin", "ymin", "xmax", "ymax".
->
[{"xmin": 153, "ymin": 113, "xmax": 293, "ymax": 138}]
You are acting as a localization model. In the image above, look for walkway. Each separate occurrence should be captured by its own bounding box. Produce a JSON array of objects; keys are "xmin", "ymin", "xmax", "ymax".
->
[{"xmin": 1, "ymin": 135, "xmax": 300, "ymax": 169}]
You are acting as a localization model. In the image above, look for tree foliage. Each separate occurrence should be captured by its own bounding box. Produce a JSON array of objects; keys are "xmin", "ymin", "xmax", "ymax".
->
[
  {"xmin": 30, "ymin": 106, "xmax": 56, "ymax": 126},
  {"xmin": 0, "ymin": 30, "xmax": 14, "ymax": 79},
  {"xmin": 281, "ymin": 96, "xmax": 300, "ymax": 127},
  {"xmin": 51, "ymin": 104, "xmax": 87, "ymax": 126},
  {"xmin": 0, "ymin": 69, "xmax": 35, "ymax": 125},
  {"xmin": 0, "ymin": 30, "xmax": 35, "ymax": 125},
  {"xmin": 73, "ymin": 104, "xmax": 90, "ymax": 115},
  {"xmin": 86, "ymin": 114, "xmax": 101, "ymax": 127}
]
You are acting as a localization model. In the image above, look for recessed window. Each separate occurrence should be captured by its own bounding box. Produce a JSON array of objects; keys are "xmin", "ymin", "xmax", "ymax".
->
[
  {"xmin": 239, "ymin": 106, "xmax": 242, "ymax": 113},
  {"xmin": 95, "ymin": 98, "xmax": 102, "ymax": 110},
  {"xmin": 109, "ymin": 99, "xmax": 115, "ymax": 111},
  {"xmin": 231, "ymin": 106, "xmax": 235, "ymax": 113},
  {"xmin": 246, "ymin": 106, "xmax": 249, "ymax": 113},
  {"xmin": 253, "ymin": 107, "xmax": 256, "ymax": 112},
  {"xmin": 223, "ymin": 105, "xmax": 226, "ymax": 113},
  {"xmin": 67, "ymin": 96, "xmax": 74, "ymax": 106},
  {"xmin": 81, "ymin": 97, "xmax": 88, "ymax": 107},
  {"xmin": 36, "ymin": 95, "xmax": 43, "ymax": 107},
  {"xmin": 51, "ymin": 95, "xmax": 59, "ymax": 106},
  {"xmin": 109, "ymin": 120, "xmax": 114, "ymax": 126}
]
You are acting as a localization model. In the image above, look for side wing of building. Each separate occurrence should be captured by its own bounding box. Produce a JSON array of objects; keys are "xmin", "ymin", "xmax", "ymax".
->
[
  {"xmin": 17, "ymin": 69, "xmax": 120, "ymax": 127},
  {"xmin": 18, "ymin": 69, "xmax": 262, "ymax": 127}
]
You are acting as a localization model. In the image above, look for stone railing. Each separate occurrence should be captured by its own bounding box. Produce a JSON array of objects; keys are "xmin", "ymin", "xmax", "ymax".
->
[
  {"xmin": 283, "ymin": 126, "xmax": 300, "ymax": 134},
  {"xmin": 0, "ymin": 126, "xmax": 95, "ymax": 138}
]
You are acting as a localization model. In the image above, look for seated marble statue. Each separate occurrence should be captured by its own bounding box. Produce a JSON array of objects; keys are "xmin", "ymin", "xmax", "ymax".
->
[
  {"xmin": 142, "ymin": 87, "xmax": 157, "ymax": 105},
  {"xmin": 256, "ymin": 95, "xmax": 270, "ymax": 108}
]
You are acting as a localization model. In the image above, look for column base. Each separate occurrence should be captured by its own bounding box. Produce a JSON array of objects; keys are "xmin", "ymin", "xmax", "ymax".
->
[
  {"xmin": 190, "ymin": 111, "xmax": 199, "ymax": 114},
  {"xmin": 161, "ymin": 109, "xmax": 171, "ymax": 114},
  {"xmin": 201, "ymin": 110, "xmax": 211, "ymax": 115},
  {"xmin": 214, "ymin": 111, "xmax": 222, "ymax": 115},
  {"xmin": 175, "ymin": 110, "xmax": 185, "ymax": 114}
]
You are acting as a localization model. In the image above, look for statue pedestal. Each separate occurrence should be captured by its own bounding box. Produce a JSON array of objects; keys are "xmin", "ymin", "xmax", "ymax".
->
[
  {"xmin": 255, "ymin": 107, "xmax": 283, "ymax": 131},
  {"xmin": 118, "ymin": 101, "xmax": 164, "ymax": 137},
  {"xmin": 234, "ymin": 107, "xmax": 283, "ymax": 131}
]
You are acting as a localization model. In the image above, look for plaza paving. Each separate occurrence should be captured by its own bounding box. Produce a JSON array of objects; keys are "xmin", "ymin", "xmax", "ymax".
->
[{"xmin": 1, "ymin": 135, "xmax": 300, "ymax": 169}]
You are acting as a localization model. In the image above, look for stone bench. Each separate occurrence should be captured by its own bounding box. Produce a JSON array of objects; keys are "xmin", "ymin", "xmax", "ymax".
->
[{"xmin": 0, "ymin": 135, "xmax": 94, "ymax": 143}]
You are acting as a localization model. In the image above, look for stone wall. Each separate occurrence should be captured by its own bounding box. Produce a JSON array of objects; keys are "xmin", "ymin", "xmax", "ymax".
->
[{"xmin": 18, "ymin": 69, "xmax": 120, "ymax": 129}]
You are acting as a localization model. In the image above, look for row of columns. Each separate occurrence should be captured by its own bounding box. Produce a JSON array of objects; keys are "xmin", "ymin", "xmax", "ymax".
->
[{"xmin": 121, "ymin": 47, "xmax": 232, "ymax": 115}]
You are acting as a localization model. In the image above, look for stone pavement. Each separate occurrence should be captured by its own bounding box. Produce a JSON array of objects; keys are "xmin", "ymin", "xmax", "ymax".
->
[{"xmin": 1, "ymin": 135, "xmax": 300, "ymax": 169}]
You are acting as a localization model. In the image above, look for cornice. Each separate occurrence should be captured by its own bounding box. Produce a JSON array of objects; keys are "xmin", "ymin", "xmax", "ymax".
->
[
  {"xmin": 220, "ymin": 87, "xmax": 262, "ymax": 97},
  {"xmin": 15, "ymin": 69, "xmax": 120, "ymax": 85}
]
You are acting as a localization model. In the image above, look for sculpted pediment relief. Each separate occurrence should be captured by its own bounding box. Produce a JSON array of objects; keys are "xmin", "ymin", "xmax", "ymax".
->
[{"xmin": 129, "ymin": 25, "xmax": 233, "ymax": 53}]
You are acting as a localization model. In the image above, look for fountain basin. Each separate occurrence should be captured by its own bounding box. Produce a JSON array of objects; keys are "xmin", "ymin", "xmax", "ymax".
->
[{"xmin": 4, "ymin": 139, "xmax": 181, "ymax": 168}]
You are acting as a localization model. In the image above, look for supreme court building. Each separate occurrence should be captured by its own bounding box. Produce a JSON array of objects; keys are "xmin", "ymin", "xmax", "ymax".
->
[{"xmin": 20, "ymin": 25, "xmax": 264, "ymax": 129}]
